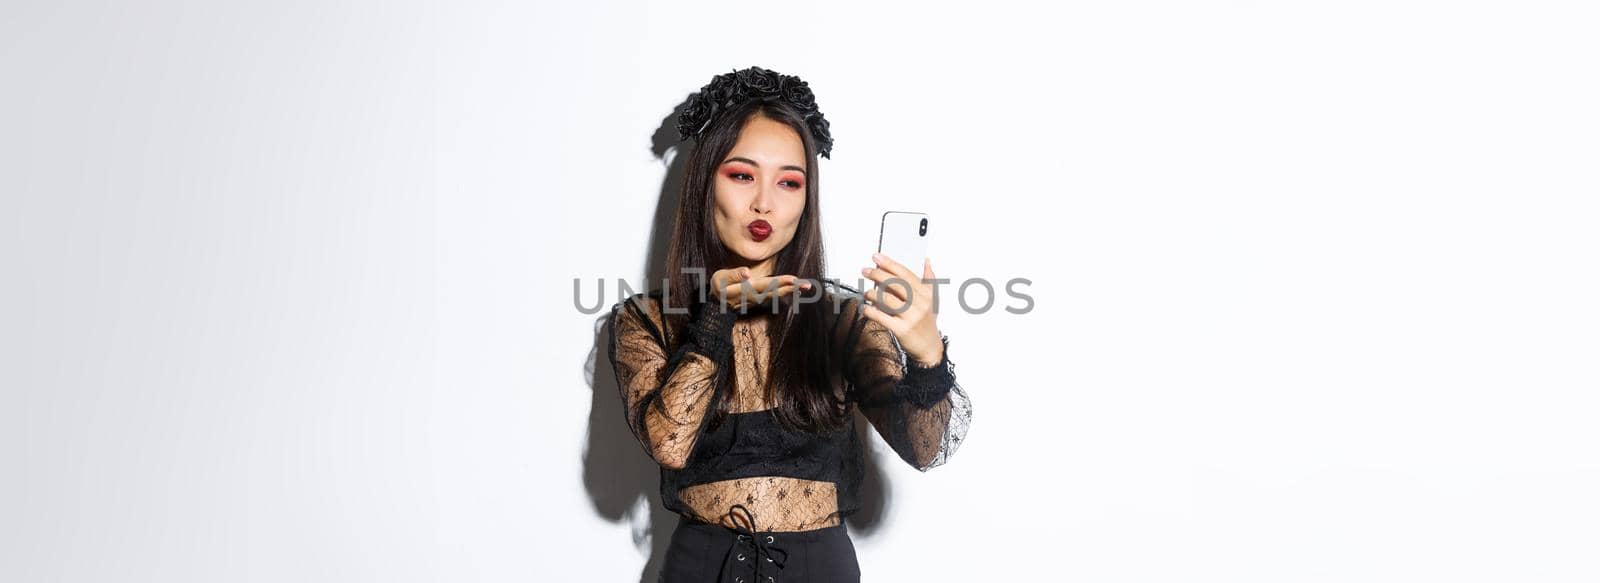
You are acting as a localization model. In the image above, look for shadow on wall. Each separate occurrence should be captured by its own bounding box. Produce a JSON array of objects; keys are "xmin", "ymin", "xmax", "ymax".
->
[{"xmin": 579, "ymin": 106, "xmax": 890, "ymax": 583}]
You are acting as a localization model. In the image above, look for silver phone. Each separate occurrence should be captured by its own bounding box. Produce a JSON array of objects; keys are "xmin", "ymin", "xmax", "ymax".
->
[{"xmin": 876, "ymin": 211, "xmax": 930, "ymax": 276}]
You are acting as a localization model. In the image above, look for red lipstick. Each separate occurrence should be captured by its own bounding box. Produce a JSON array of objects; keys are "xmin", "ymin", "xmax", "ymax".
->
[{"xmin": 747, "ymin": 219, "xmax": 772, "ymax": 242}]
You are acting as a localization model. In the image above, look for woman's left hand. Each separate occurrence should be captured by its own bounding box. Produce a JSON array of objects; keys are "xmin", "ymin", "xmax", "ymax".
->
[{"xmin": 860, "ymin": 253, "xmax": 944, "ymax": 367}]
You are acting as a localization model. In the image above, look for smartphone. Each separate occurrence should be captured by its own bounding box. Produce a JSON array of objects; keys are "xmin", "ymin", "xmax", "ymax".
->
[{"xmin": 877, "ymin": 211, "xmax": 930, "ymax": 276}]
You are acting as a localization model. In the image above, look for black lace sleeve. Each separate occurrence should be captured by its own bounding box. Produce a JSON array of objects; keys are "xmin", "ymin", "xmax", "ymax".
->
[
  {"xmin": 837, "ymin": 295, "xmax": 973, "ymax": 471},
  {"xmin": 607, "ymin": 294, "xmax": 737, "ymax": 470}
]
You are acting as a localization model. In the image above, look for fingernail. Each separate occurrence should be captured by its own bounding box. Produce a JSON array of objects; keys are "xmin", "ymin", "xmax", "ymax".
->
[
  {"xmin": 871, "ymin": 253, "xmax": 884, "ymax": 262},
  {"xmin": 860, "ymin": 267, "xmax": 872, "ymax": 276}
]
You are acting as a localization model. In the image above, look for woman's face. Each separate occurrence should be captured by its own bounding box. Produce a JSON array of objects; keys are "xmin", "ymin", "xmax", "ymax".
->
[{"xmin": 711, "ymin": 115, "xmax": 809, "ymax": 278}]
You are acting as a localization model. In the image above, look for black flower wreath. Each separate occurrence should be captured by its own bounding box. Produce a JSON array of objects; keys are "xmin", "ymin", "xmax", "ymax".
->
[{"xmin": 675, "ymin": 66, "xmax": 834, "ymax": 159}]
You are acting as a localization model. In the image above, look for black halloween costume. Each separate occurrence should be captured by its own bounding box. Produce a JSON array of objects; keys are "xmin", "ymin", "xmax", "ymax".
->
[{"xmin": 607, "ymin": 282, "xmax": 973, "ymax": 582}]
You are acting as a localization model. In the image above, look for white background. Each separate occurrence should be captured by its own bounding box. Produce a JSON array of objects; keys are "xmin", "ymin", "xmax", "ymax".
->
[{"xmin": 5, "ymin": 1, "xmax": 1598, "ymax": 581}]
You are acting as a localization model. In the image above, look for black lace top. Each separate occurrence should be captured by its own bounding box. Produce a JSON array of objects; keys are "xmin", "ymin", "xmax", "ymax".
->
[{"xmin": 606, "ymin": 281, "xmax": 973, "ymax": 532}]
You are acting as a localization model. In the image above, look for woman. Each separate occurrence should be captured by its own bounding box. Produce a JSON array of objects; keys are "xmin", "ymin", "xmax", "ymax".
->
[{"xmin": 607, "ymin": 66, "xmax": 973, "ymax": 583}]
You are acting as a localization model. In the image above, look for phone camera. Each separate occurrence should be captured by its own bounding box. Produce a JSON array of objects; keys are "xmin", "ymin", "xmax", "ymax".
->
[{"xmin": 919, "ymin": 218, "xmax": 928, "ymax": 236}]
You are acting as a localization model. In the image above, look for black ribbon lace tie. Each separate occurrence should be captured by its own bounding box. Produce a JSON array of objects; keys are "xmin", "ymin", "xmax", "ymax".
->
[{"xmin": 721, "ymin": 504, "xmax": 788, "ymax": 583}]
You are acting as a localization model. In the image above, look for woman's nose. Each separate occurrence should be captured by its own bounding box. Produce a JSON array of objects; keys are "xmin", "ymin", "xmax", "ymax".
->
[{"xmin": 751, "ymin": 184, "xmax": 775, "ymax": 214}]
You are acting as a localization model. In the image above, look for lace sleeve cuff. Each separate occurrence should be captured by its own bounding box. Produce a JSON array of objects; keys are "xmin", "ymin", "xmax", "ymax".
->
[
  {"xmin": 686, "ymin": 300, "xmax": 738, "ymax": 362},
  {"xmin": 896, "ymin": 335, "xmax": 956, "ymax": 408}
]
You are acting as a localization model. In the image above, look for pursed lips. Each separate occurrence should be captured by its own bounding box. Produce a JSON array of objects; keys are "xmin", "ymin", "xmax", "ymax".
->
[{"xmin": 747, "ymin": 219, "xmax": 772, "ymax": 241}]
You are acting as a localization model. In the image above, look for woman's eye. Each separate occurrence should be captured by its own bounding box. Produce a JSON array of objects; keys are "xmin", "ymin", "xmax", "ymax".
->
[{"xmin": 726, "ymin": 172, "xmax": 801, "ymax": 189}]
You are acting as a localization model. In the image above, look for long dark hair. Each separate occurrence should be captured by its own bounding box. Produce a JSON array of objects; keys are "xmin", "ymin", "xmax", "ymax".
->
[{"xmin": 659, "ymin": 98, "xmax": 850, "ymax": 435}]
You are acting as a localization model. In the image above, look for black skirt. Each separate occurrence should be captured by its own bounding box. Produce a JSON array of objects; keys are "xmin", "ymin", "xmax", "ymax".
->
[{"xmin": 660, "ymin": 506, "xmax": 860, "ymax": 583}]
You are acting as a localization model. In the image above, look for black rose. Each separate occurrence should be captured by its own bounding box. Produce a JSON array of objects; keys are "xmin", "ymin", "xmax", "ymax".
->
[
  {"xmin": 704, "ymin": 71, "xmax": 747, "ymax": 109},
  {"xmin": 782, "ymin": 77, "xmax": 817, "ymax": 112},
  {"xmin": 739, "ymin": 66, "xmax": 784, "ymax": 97},
  {"xmin": 676, "ymin": 93, "xmax": 716, "ymax": 140},
  {"xmin": 809, "ymin": 115, "xmax": 834, "ymax": 159}
]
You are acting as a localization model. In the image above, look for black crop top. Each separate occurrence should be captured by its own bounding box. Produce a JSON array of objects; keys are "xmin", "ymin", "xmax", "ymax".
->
[{"xmin": 606, "ymin": 281, "xmax": 973, "ymax": 531}]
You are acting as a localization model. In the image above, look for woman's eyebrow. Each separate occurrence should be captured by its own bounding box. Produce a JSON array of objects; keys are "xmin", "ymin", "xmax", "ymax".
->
[{"xmin": 721, "ymin": 156, "xmax": 806, "ymax": 173}]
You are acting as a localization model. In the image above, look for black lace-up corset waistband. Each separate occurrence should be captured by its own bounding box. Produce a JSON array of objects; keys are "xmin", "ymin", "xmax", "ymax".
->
[
  {"xmin": 671, "ymin": 504, "xmax": 851, "ymax": 583},
  {"xmin": 721, "ymin": 504, "xmax": 788, "ymax": 583}
]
